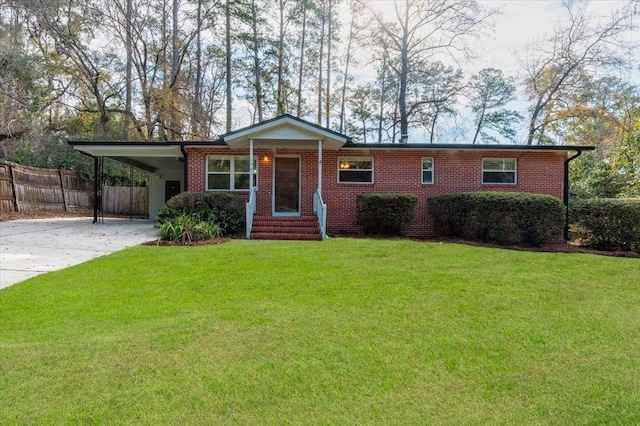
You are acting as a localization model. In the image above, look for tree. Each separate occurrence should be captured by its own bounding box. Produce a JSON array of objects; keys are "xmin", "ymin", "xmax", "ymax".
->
[
  {"xmin": 518, "ymin": 0, "xmax": 635, "ymax": 145},
  {"xmin": 338, "ymin": 0, "xmax": 363, "ymax": 134},
  {"xmin": 0, "ymin": 5, "xmax": 48, "ymax": 141},
  {"xmin": 346, "ymin": 84, "xmax": 378, "ymax": 143},
  {"xmin": 364, "ymin": 0, "xmax": 494, "ymax": 142},
  {"xmin": 225, "ymin": 0, "xmax": 233, "ymax": 132},
  {"xmin": 235, "ymin": 0, "xmax": 271, "ymax": 123},
  {"xmin": 469, "ymin": 68, "xmax": 521, "ymax": 144},
  {"xmin": 411, "ymin": 61, "xmax": 464, "ymax": 143},
  {"xmin": 563, "ymin": 76, "xmax": 640, "ymax": 198}
]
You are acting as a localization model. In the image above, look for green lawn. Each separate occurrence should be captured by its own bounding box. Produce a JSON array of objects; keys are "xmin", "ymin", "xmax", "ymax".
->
[{"xmin": 1, "ymin": 238, "xmax": 639, "ymax": 425}]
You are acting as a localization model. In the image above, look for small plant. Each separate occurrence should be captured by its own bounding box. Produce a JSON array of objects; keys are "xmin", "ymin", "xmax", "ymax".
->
[
  {"xmin": 159, "ymin": 213, "xmax": 222, "ymax": 245},
  {"xmin": 158, "ymin": 191, "xmax": 245, "ymax": 236},
  {"xmin": 356, "ymin": 193, "xmax": 418, "ymax": 236}
]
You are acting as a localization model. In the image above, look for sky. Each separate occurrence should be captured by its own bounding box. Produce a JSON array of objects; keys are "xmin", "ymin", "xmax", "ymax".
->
[{"xmin": 479, "ymin": 0, "xmax": 636, "ymax": 74}]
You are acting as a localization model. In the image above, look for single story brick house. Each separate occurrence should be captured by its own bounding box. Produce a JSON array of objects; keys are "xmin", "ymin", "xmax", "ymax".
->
[{"xmin": 70, "ymin": 114, "xmax": 594, "ymax": 240}]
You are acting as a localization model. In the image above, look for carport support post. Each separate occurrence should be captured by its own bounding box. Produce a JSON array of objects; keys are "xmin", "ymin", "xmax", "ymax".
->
[{"xmin": 93, "ymin": 156, "xmax": 99, "ymax": 223}]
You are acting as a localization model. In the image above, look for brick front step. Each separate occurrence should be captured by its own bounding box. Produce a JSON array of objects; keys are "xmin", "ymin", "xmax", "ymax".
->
[{"xmin": 251, "ymin": 216, "xmax": 322, "ymax": 240}]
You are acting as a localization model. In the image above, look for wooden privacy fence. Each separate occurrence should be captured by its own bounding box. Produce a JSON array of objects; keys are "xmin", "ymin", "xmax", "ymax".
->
[
  {"xmin": 101, "ymin": 186, "xmax": 148, "ymax": 216},
  {"xmin": 0, "ymin": 162, "xmax": 148, "ymax": 216}
]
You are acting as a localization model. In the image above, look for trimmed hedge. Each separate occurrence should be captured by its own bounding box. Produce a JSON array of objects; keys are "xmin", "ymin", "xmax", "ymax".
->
[
  {"xmin": 157, "ymin": 191, "xmax": 245, "ymax": 236},
  {"xmin": 356, "ymin": 193, "xmax": 418, "ymax": 236},
  {"xmin": 570, "ymin": 198, "xmax": 640, "ymax": 252},
  {"xmin": 427, "ymin": 192, "xmax": 565, "ymax": 246}
]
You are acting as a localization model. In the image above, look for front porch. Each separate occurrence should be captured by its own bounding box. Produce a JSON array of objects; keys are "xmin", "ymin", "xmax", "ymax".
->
[{"xmin": 215, "ymin": 115, "xmax": 349, "ymax": 240}]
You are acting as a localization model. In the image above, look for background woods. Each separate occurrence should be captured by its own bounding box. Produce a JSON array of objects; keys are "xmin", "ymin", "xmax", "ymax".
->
[{"xmin": 0, "ymin": 0, "xmax": 638, "ymax": 198}]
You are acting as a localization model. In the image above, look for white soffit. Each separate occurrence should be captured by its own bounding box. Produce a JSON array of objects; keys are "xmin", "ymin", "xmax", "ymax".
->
[
  {"xmin": 223, "ymin": 118, "xmax": 347, "ymax": 150},
  {"xmin": 72, "ymin": 144, "xmax": 184, "ymax": 158}
]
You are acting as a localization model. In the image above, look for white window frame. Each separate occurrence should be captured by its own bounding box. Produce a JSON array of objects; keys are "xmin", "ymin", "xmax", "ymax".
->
[
  {"xmin": 482, "ymin": 158, "xmax": 517, "ymax": 185},
  {"xmin": 422, "ymin": 157, "xmax": 434, "ymax": 184},
  {"xmin": 206, "ymin": 155, "xmax": 257, "ymax": 191},
  {"xmin": 338, "ymin": 157, "xmax": 374, "ymax": 184}
]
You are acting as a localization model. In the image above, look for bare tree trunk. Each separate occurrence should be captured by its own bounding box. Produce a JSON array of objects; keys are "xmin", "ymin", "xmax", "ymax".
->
[
  {"xmin": 398, "ymin": 4, "xmax": 409, "ymax": 143},
  {"xmin": 225, "ymin": 0, "xmax": 232, "ymax": 132},
  {"xmin": 339, "ymin": 6, "xmax": 355, "ymax": 134},
  {"xmin": 325, "ymin": 0, "xmax": 331, "ymax": 128},
  {"xmin": 377, "ymin": 57, "xmax": 386, "ymax": 144},
  {"xmin": 276, "ymin": 0, "xmax": 285, "ymax": 116},
  {"xmin": 472, "ymin": 108, "xmax": 484, "ymax": 144},
  {"xmin": 125, "ymin": 0, "xmax": 132, "ymax": 139},
  {"xmin": 171, "ymin": 0, "xmax": 179, "ymax": 139},
  {"xmin": 317, "ymin": 0, "xmax": 325, "ymax": 125},
  {"xmin": 158, "ymin": 0, "xmax": 168, "ymax": 140},
  {"xmin": 192, "ymin": 0, "xmax": 202, "ymax": 137},
  {"xmin": 296, "ymin": 4, "xmax": 307, "ymax": 117},
  {"xmin": 429, "ymin": 110, "xmax": 437, "ymax": 144},
  {"xmin": 252, "ymin": 0, "xmax": 263, "ymax": 122}
]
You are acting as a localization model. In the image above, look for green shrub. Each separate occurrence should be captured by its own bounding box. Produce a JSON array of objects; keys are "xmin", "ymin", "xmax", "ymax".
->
[
  {"xmin": 159, "ymin": 213, "xmax": 223, "ymax": 245},
  {"xmin": 356, "ymin": 193, "xmax": 418, "ymax": 236},
  {"xmin": 427, "ymin": 192, "xmax": 565, "ymax": 246},
  {"xmin": 157, "ymin": 191, "xmax": 245, "ymax": 236},
  {"xmin": 570, "ymin": 198, "xmax": 640, "ymax": 252}
]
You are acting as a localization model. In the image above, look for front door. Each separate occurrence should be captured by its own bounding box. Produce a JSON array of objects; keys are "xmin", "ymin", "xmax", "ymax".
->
[
  {"xmin": 274, "ymin": 157, "xmax": 300, "ymax": 215},
  {"xmin": 165, "ymin": 180, "xmax": 181, "ymax": 202}
]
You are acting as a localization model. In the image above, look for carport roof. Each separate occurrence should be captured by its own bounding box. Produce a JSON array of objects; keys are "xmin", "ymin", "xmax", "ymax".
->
[{"xmin": 68, "ymin": 141, "xmax": 214, "ymax": 173}]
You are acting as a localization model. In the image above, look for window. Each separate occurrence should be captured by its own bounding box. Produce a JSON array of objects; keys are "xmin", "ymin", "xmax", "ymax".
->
[
  {"xmin": 482, "ymin": 158, "xmax": 517, "ymax": 184},
  {"xmin": 338, "ymin": 157, "xmax": 373, "ymax": 183},
  {"xmin": 422, "ymin": 158, "xmax": 434, "ymax": 184},
  {"xmin": 207, "ymin": 156, "xmax": 257, "ymax": 191}
]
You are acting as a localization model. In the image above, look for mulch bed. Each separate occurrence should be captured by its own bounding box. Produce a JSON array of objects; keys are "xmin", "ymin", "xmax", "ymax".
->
[
  {"xmin": 432, "ymin": 237, "xmax": 640, "ymax": 259},
  {"xmin": 142, "ymin": 238, "xmax": 232, "ymax": 247},
  {"xmin": 2, "ymin": 211, "xmax": 638, "ymax": 258}
]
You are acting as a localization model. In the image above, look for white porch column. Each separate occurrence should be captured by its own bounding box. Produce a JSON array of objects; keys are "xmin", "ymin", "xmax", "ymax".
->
[
  {"xmin": 249, "ymin": 138, "xmax": 254, "ymax": 190},
  {"xmin": 317, "ymin": 139, "xmax": 323, "ymax": 197}
]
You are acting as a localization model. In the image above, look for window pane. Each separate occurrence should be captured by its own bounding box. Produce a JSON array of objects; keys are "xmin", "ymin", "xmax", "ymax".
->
[
  {"xmin": 483, "ymin": 171, "xmax": 515, "ymax": 184},
  {"xmin": 208, "ymin": 158, "xmax": 230, "ymax": 173},
  {"xmin": 423, "ymin": 170, "xmax": 433, "ymax": 184},
  {"xmin": 422, "ymin": 158, "xmax": 433, "ymax": 170},
  {"xmin": 339, "ymin": 159, "xmax": 372, "ymax": 170},
  {"xmin": 234, "ymin": 173, "xmax": 250, "ymax": 190},
  {"xmin": 234, "ymin": 157, "xmax": 250, "ymax": 173},
  {"xmin": 339, "ymin": 170, "xmax": 372, "ymax": 183},
  {"xmin": 483, "ymin": 159, "xmax": 515, "ymax": 171},
  {"xmin": 208, "ymin": 174, "xmax": 230, "ymax": 190}
]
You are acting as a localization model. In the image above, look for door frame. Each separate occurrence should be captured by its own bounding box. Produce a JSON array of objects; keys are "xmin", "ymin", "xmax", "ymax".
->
[{"xmin": 272, "ymin": 155, "xmax": 301, "ymax": 216}]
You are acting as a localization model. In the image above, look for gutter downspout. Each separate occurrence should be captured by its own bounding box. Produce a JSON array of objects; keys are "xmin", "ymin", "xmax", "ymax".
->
[
  {"xmin": 180, "ymin": 144, "xmax": 188, "ymax": 192},
  {"xmin": 563, "ymin": 149, "xmax": 583, "ymax": 240}
]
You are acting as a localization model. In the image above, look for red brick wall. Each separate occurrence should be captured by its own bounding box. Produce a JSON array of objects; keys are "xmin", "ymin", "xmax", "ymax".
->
[{"xmin": 186, "ymin": 147, "xmax": 567, "ymax": 239}]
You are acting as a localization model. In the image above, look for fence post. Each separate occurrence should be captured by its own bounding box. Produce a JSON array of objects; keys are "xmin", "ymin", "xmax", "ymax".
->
[
  {"xmin": 59, "ymin": 169, "xmax": 68, "ymax": 212},
  {"xmin": 8, "ymin": 163, "xmax": 17, "ymax": 212}
]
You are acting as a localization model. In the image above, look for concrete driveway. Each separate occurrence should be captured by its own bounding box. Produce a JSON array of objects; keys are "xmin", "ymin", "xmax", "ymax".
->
[{"xmin": 0, "ymin": 217, "xmax": 160, "ymax": 290}]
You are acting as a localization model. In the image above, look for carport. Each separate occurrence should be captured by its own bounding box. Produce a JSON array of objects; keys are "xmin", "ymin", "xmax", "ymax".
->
[{"xmin": 68, "ymin": 142, "xmax": 188, "ymax": 220}]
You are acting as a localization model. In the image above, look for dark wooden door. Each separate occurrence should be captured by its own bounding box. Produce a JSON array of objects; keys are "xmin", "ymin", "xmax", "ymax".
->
[
  {"xmin": 165, "ymin": 180, "xmax": 181, "ymax": 202},
  {"xmin": 274, "ymin": 157, "xmax": 300, "ymax": 214}
]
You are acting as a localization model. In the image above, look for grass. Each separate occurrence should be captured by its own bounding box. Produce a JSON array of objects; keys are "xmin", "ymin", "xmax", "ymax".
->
[{"xmin": 1, "ymin": 238, "xmax": 639, "ymax": 425}]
